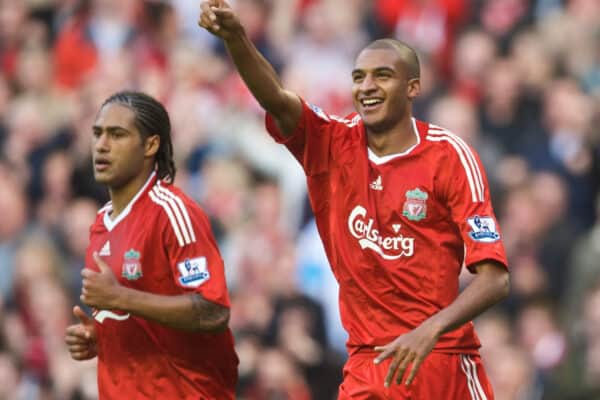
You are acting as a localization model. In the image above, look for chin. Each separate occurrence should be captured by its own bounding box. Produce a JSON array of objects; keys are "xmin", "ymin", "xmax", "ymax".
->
[
  {"xmin": 93, "ymin": 172, "xmax": 112, "ymax": 185},
  {"xmin": 359, "ymin": 112, "xmax": 377, "ymax": 124},
  {"xmin": 359, "ymin": 107, "xmax": 386, "ymax": 124},
  {"xmin": 363, "ymin": 118, "xmax": 390, "ymax": 134}
]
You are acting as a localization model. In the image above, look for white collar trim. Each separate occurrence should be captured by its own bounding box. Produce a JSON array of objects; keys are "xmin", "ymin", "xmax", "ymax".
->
[
  {"xmin": 103, "ymin": 172, "xmax": 156, "ymax": 231},
  {"xmin": 368, "ymin": 118, "xmax": 420, "ymax": 165}
]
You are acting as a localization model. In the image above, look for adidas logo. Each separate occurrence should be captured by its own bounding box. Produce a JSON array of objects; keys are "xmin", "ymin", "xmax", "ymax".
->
[
  {"xmin": 370, "ymin": 175, "xmax": 383, "ymax": 191},
  {"xmin": 99, "ymin": 241, "xmax": 111, "ymax": 256}
]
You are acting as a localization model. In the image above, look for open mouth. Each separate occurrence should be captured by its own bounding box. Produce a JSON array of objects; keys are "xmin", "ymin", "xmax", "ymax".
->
[{"xmin": 360, "ymin": 98, "xmax": 384, "ymax": 109}]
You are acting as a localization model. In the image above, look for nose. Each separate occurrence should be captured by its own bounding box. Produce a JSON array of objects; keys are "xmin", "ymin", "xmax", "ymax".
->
[
  {"xmin": 359, "ymin": 73, "xmax": 377, "ymax": 93},
  {"xmin": 94, "ymin": 132, "xmax": 110, "ymax": 153}
]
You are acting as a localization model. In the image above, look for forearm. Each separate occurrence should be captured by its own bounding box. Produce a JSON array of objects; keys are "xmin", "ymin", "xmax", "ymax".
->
[
  {"xmin": 424, "ymin": 261, "xmax": 509, "ymax": 335},
  {"xmin": 223, "ymin": 30, "xmax": 301, "ymax": 134},
  {"xmin": 199, "ymin": 1, "xmax": 301, "ymax": 133},
  {"xmin": 224, "ymin": 31, "xmax": 285, "ymax": 109},
  {"xmin": 114, "ymin": 288, "xmax": 229, "ymax": 333}
]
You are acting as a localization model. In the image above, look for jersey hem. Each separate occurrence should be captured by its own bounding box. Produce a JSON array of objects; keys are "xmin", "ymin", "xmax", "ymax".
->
[{"xmin": 466, "ymin": 256, "xmax": 509, "ymax": 273}]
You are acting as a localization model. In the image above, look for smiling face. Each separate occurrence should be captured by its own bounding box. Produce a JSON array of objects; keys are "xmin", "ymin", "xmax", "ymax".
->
[
  {"xmin": 352, "ymin": 48, "xmax": 420, "ymax": 134},
  {"xmin": 92, "ymin": 103, "xmax": 158, "ymax": 190}
]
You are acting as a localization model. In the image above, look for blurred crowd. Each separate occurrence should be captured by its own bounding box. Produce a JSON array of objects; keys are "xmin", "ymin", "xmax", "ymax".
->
[{"xmin": 0, "ymin": 0, "xmax": 598, "ymax": 399}]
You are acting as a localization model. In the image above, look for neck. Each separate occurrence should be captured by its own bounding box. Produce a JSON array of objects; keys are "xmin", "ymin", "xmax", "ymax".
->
[
  {"xmin": 108, "ymin": 169, "xmax": 154, "ymax": 218},
  {"xmin": 367, "ymin": 116, "xmax": 416, "ymax": 157}
]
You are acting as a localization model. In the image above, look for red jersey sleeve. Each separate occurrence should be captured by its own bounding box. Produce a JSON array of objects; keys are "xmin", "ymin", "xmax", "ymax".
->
[
  {"xmin": 435, "ymin": 126, "xmax": 508, "ymax": 273},
  {"xmin": 265, "ymin": 99, "xmax": 336, "ymax": 176},
  {"xmin": 161, "ymin": 198, "xmax": 231, "ymax": 308}
]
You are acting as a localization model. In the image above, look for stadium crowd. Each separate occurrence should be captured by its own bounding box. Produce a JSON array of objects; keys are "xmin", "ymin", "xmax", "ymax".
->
[{"xmin": 0, "ymin": 0, "xmax": 598, "ymax": 399}]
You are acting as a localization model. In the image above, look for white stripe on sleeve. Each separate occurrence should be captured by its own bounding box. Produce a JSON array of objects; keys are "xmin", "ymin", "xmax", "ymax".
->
[
  {"xmin": 149, "ymin": 190, "xmax": 185, "ymax": 247},
  {"xmin": 151, "ymin": 187, "xmax": 192, "ymax": 245},
  {"xmin": 428, "ymin": 126, "xmax": 484, "ymax": 201},
  {"xmin": 156, "ymin": 183, "xmax": 196, "ymax": 242},
  {"xmin": 427, "ymin": 134, "xmax": 478, "ymax": 202}
]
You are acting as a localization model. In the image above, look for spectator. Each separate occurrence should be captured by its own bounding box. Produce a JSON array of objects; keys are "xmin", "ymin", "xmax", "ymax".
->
[{"xmin": 0, "ymin": 0, "xmax": 597, "ymax": 398}]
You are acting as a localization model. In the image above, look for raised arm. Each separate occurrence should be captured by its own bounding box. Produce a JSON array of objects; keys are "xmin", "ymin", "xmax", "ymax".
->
[{"xmin": 198, "ymin": 0, "xmax": 302, "ymax": 136}]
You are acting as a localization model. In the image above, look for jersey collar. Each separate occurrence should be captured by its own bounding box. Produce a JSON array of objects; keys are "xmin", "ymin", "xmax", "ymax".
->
[
  {"xmin": 367, "ymin": 118, "xmax": 420, "ymax": 165},
  {"xmin": 103, "ymin": 171, "xmax": 156, "ymax": 232}
]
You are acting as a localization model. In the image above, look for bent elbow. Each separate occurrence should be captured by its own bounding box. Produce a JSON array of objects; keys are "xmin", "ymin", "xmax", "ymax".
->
[
  {"xmin": 215, "ymin": 308, "xmax": 230, "ymax": 331},
  {"xmin": 200, "ymin": 308, "xmax": 230, "ymax": 333}
]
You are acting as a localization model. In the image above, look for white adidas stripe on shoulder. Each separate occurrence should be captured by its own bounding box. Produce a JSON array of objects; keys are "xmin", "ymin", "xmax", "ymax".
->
[
  {"xmin": 149, "ymin": 190, "xmax": 185, "ymax": 247},
  {"xmin": 148, "ymin": 184, "xmax": 196, "ymax": 247},
  {"xmin": 157, "ymin": 182, "xmax": 196, "ymax": 242},
  {"xmin": 427, "ymin": 126, "xmax": 484, "ymax": 202},
  {"xmin": 151, "ymin": 187, "xmax": 192, "ymax": 245},
  {"xmin": 428, "ymin": 125, "xmax": 484, "ymax": 200},
  {"xmin": 426, "ymin": 134, "xmax": 479, "ymax": 202}
]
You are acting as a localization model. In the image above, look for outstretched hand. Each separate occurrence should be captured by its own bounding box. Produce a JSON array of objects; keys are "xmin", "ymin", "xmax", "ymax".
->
[
  {"xmin": 80, "ymin": 252, "xmax": 122, "ymax": 310},
  {"xmin": 198, "ymin": 0, "xmax": 243, "ymax": 40},
  {"xmin": 65, "ymin": 306, "xmax": 97, "ymax": 361},
  {"xmin": 373, "ymin": 322, "xmax": 441, "ymax": 387}
]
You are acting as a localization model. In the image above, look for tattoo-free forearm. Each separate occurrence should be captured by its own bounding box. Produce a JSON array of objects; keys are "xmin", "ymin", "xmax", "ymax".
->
[
  {"xmin": 423, "ymin": 261, "xmax": 509, "ymax": 335},
  {"xmin": 223, "ymin": 30, "xmax": 302, "ymax": 134},
  {"xmin": 114, "ymin": 288, "xmax": 229, "ymax": 332},
  {"xmin": 224, "ymin": 30, "xmax": 282, "ymax": 109}
]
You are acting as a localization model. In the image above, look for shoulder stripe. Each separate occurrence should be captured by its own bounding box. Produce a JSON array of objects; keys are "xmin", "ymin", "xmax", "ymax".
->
[
  {"xmin": 156, "ymin": 183, "xmax": 196, "ymax": 242},
  {"xmin": 151, "ymin": 186, "xmax": 191, "ymax": 244},
  {"xmin": 148, "ymin": 190, "xmax": 185, "ymax": 247},
  {"xmin": 428, "ymin": 126, "xmax": 484, "ymax": 200},
  {"xmin": 426, "ymin": 133, "xmax": 479, "ymax": 202},
  {"xmin": 150, "ymin": 187, "xmax": 195, "ymax": 246},
  {"xmin": 427, "ymin": 127, "xmax": 484, "ymax": 202}
]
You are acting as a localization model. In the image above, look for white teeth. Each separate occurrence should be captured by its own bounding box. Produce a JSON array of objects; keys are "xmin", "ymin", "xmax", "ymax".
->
[{"xmin": 362, "ymin": 99, "xmax": 382, "ymax": 106}]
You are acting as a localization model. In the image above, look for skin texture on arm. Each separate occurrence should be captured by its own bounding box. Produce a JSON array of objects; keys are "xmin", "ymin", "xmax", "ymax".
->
[
  {"xmin": 81, "ymin": 252, "xmax": 229, "ymax": 333},
  {"xmin": 198, "ymin": 0, "xmax": 302, "ymax": 136},
  {"xmin": 374, "ymin": 261, "xmax": 509, "ymax": 387},
  {"xmin": 114, "ymin": 287, "xmax": 230, "ymax": 333}
]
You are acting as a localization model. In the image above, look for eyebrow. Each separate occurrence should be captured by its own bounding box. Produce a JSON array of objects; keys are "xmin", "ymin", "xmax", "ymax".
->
[
  {"xmin": 351, "ymin": 66, "xmax": 396, "ymax": 75},
  {"xmin": 92, "ymin": 125, "xmax": 132, "ymax": 134}
]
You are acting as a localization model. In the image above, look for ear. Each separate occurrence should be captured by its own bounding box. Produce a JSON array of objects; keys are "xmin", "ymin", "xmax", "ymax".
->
[
  {"xmin": 407, "ymin": 78, "xmax": 421, "ymax": 100},
  {"xmin": 144, "ymin": 135, "xmax": 160, "ymax": 158}
]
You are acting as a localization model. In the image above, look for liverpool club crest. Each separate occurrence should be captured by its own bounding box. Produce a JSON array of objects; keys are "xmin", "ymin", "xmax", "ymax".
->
[
  {"xmin": 122, "ymin": 249, "xmax": 142, "ymax": 280},
  {"xmin": 403, "ymin": 188, "xmax": 428, "ymax": 221}
]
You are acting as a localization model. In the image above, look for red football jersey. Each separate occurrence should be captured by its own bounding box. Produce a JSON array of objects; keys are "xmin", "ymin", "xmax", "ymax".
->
[
  {"xmin": 86, "ymin": 172, "xmax": 238, "ymax": 399},
  {"xmin": 266, "ymin": 101, "xmax": 508, "ymax": 355}
]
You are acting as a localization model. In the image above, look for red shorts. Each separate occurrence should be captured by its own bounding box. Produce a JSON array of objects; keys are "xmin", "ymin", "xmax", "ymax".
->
[{"xmin": 338, "ymin": 351, "xmax": 494, "ymax": 400}]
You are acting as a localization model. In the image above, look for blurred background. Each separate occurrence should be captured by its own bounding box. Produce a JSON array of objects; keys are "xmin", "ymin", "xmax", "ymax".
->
[{"xmin": 0, "ymin": 0, "xmax": 598, "ymax": 399}]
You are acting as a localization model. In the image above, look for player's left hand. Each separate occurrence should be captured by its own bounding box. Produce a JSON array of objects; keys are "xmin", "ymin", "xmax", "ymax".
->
[
  {"xmin": 373, "ymin": 322, "xmax": 441, "ymax": 387},
  {"xmin": 81, "ymin": 252, "xmax": 122, "ymax": 310}
]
